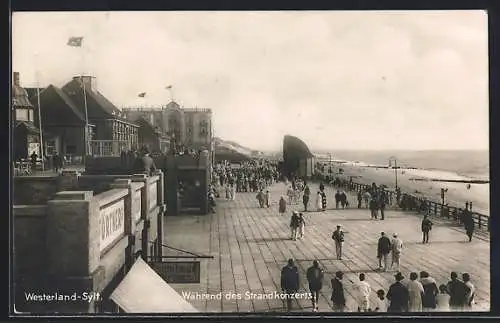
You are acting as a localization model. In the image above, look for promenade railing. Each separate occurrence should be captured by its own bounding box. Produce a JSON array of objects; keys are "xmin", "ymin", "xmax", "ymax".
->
[{"xmin": 315, "ymin": 171, "xmax": 490, "ymax": 233}]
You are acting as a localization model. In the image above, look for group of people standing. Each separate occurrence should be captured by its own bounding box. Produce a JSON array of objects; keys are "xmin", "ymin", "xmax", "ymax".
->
[
  {"xmin": 381, "ymin": 270, "xmax": 476, "ymax": 312},
  {"xmin": 213, "ymin": 161, "xmax": 279, "ymax": 202},
  {"xmin": 280, "ymin": 257, "xmax": 475, "ymax": 312},
  {"xmin": 356, "ymin": 183, "xmax": 389, "ymax": 220}
]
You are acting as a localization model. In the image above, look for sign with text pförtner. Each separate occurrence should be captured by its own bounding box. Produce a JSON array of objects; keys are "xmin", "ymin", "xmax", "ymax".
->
[
  {"xmin": 99, "ymin": 199, "xmax": 125, "ymax": 252},
  {"xmin": 150, "ymin": 261, "xmax": 201, "ymax": 284}
]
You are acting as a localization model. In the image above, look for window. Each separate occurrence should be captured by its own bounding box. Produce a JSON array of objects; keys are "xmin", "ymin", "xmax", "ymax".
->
[
  {"xmin": 46, "ymin": 140, "xmax": 57, "ymax": 155},
  {"xmin": 15, "ymin": 108, "xmax": 29, "ymax": 121},
  {"xmin": 28, "ymin": 109, "xmax": 34, "ymax": 122}
]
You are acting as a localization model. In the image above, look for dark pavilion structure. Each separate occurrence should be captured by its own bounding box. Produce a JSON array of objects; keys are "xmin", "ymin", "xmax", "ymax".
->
[{"xmin": 282, "ymin": 135, "xmax": 315, "ymax": 179}]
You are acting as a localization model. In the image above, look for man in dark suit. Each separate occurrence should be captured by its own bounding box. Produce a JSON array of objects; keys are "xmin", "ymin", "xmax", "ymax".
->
[
  {"xmin": 281, "ymin": 259, "xmax": 300, "ymax": 312},
  {"xmin": 303, "ymin": 183, "xmax": 311, "ymax": 211},
  {"xmin": 447, "ymin": 271, "xmax": 469, "ymax": 310},
  {"xmin": 421, "ymin": 215, "xmax": 433, "ymax": 244},
  {"xmin": 334, "ymin": 190, "xmax": 341, "ymax": 209},
  {"xmin": 377, "ymin": 232, "xmax": 392, "ymax": 271},
  {"xmin": 379, "ymin": 190, "xmax": 387, "ymax": 220},
  {"xmin": 387, "ymin": 272, "xmax": 409, "ymax": 312},
  {"xmin": 141, "ymin": 150, "xmax": 157, "ymax": 176},
  {"xmin": 463, "ymin": 209, "xmax": 475, "ymax": 242},
  {"xmin": 331, "ymin": 271, "xmax": 346, "ymax": 312},
  {"xmin": 306, "ymin": 260, "xmax": 324, "ymax": 312}
]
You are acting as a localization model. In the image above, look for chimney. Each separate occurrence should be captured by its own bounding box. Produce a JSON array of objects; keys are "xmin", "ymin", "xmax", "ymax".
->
[
  {"xmin": 73, "ymin": 75, "xmax": 95, "ymax": 92},
  {"xmin": 13, "ymin": 72, "xmax": 20, "ymax": 86}
]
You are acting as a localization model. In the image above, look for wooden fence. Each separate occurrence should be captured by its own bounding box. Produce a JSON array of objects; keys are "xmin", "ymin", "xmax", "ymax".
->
[{"xmin": 315, "ymin": 171, "xmax": 490, "ymax": 232}]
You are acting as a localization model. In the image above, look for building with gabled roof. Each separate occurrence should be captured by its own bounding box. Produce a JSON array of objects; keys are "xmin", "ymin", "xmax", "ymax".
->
[
  {"xmin": 27, "ymin": 83, "xmax": 93, "ymax": 160},
  {"xmin": 61, "ymin": 76, "xmax": 139, "ymax": 150},
  {"xmin": 12, "ymin": 72, "xmax": 42, "ymax": 161},
  {"xmin": 27, "ymin": 75, "xmax": 140, "ymax": 161}
]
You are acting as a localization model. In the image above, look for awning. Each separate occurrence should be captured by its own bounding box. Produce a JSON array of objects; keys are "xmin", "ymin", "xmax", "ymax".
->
[
  {"xmin": 16, "ymin": 121, "xmax": 40, "ymax": 135},
  {"xmin": 110, "ymin": 257, "xmax": 199, "ymax": 313}
]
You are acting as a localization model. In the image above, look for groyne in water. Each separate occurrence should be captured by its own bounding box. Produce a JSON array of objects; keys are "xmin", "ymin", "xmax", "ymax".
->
[{"xmin": 409, "ymin": 178, "xmax": 489, "ymax": 184}]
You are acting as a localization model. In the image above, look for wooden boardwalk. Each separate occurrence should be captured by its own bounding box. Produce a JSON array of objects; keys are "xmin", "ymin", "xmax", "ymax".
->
[{"xmin": 164, "ymin": 182, "xmax": 490, "ymax": 313}]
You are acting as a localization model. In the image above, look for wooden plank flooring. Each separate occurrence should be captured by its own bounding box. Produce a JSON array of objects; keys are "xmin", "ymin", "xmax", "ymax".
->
[{"xmin": 164, "ymin": 182, "xmax": 490, "ymax": 312}]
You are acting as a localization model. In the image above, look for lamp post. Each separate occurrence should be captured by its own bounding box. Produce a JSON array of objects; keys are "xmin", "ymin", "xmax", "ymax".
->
[
  {"xmin": 441, "ymin": 188, "xmax": 448, "ymax": 205},
  {"xmin": 329, "ymin": 153, "xmax": 333, "ymax": 175},
  {"xmin": 389, "ymin": 156, "xmax": 398, "ymax": 191}
]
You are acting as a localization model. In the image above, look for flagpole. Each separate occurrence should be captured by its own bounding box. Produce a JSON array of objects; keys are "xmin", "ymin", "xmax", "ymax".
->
[
  {"xmin": 80, "ymin": 40, "xmax": 90, "ymax": 164},
  {"xmin": 166, "ymin": 85, "xmax": 174, "ymax": 102},
  {"xmin": 34, "ymin": 58, "xmax": 45, "ymax": 171}
]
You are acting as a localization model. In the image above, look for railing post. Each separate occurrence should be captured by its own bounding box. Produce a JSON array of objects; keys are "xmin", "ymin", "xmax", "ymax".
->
[{"xmin": 45, "ymin": 191, "xmax": 101, "ymax": 313}]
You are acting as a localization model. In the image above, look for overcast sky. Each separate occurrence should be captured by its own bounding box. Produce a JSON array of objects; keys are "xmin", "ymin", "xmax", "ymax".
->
[{"xmin": 12, "ymin": 11, "xmax": 488, "ymax": 152}]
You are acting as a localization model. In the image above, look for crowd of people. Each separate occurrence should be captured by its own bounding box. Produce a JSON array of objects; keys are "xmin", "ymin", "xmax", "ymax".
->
[
  {"xmin": 212, "ymin": 160, "xmax": 279, "ymax": 202},
  {"xmin": 281, "ymin": 258, "xmax": 476, "ymax": 312}
]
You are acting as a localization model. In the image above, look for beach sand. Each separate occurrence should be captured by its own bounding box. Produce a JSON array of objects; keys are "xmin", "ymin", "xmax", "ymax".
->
[{"xmin": 334, "ymin": 164, "xmax": 489, "ymax": 215}]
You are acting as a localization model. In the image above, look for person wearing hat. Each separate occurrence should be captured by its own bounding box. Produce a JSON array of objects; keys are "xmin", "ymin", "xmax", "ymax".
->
[
  {"xmin": 446, "ymin": 271, "xmax": 468, "ymax": 310},
  {"xmin": 307, "ymin": 260, "xmax": 324, "ymax": 312},
  {"xmin": 420, "ymin": 271, "xmax": 438, "ymax": 311},
  {"xmin": 141, "ymin": 148, "xmax": 157, "ymax": 176},
  {"xmin": 281, "ymin": 259, "xmax": 300, "ymax": 312},
  {"xmin": 330, "ymin": 271, "xmax": 346, "ymax": 312},
  {"xmin": 421, "ymin": 215, "xmax": 433, "ymax": 244},
  {"xmin": 390, "ymin": 233, "xmax": 403, "ymax": 272},
  {"xmin": 332, "ymin": 225, "xmax": 345, "ymax": 260},
  {"xmin": 377, "ymin": 232, "xmax": 391, "ymax": 271},
  {"xmin": 387, "ymin": 272, "xmax": 409, "ymax": 312}
]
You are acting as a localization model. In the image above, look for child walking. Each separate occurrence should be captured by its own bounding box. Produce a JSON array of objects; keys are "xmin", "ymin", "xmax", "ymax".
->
[{"xmin": 374, "ymin": 289, "xmax": 388, "ymax": 312}]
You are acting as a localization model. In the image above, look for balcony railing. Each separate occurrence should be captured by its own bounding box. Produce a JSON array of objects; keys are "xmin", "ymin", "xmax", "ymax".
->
[{"xmin": 90, "ymin": 140, "xmax": 131, "ymax": 157}]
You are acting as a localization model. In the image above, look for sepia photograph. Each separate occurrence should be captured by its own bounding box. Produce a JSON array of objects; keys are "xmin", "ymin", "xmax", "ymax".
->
[{"xmin": 11, "ymin": 10, "xmax": 489, "ymax": 315}]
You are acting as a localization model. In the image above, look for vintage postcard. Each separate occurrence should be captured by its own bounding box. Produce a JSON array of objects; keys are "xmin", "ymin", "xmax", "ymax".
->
[{"xmin": 11, "ymin": 10, "xmax": 489, "ymax": 315}]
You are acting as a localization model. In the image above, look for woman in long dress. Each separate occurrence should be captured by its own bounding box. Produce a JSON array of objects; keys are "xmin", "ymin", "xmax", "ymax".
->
[
  {"xmin": 321, "ymin": 191, "xmax": 327, "ymax": 211},
  {"xmin": 287, "ymin": 186, "xmax": 294, "ymax": 205},
  {"xmin": 279, "ymin": 196, "xmax": 287, "ymax": 215},
  {"xmin": 407, "ymin": 272, "xmax": 424, "ymax": 312},
  {"xmin": 316, "ymin": 191, "xmax": 322, "ymax": 211}
]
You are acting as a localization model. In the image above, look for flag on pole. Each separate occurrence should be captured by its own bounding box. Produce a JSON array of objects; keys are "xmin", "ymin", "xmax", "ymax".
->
[
  {"xmin": 165, "ymin": 85, "xmax": 172, "ymax": 90},
  {"xmin": 138, "ymin": 92, "xmax": 146, "ymax": 98},
  {"xmin": 67, "ymin": 36, "xmax": 84, "ymax": 47}
]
